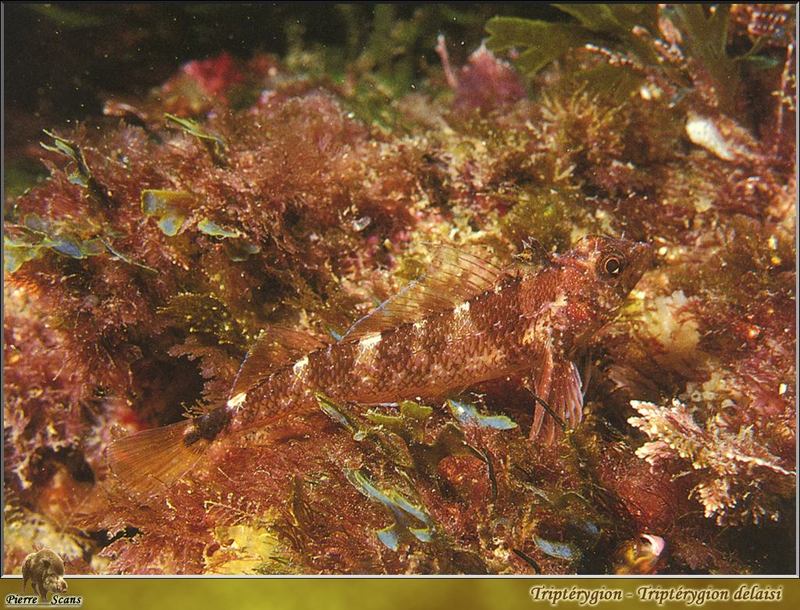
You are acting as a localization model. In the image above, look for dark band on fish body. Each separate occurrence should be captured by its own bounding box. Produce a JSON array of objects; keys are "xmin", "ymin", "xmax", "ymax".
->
[{"xmin": 183, "ymin": 406, "xmax": 231, "ymax": 446}]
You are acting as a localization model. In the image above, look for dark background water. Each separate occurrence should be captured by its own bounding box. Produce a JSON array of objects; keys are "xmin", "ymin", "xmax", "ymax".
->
[
  {"xmin": 4, "ymin": 3, "xmax": 562, "ymax": 128},
  {"xmin": 4, "ymin": 3, "xmax": 563, "ymax": 195}
]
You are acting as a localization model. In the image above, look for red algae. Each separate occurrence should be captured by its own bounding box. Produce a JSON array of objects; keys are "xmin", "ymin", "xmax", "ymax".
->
[{"xmin": 3, "ymin": 4, "xmax": 796, "ymax": 575}]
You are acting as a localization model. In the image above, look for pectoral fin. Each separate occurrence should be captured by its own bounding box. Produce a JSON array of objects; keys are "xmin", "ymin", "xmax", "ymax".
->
[
  {"xmin": 527, "ymin": 355, "xmax": 584, "ymax": 444},
  {"xmin": 550, "ymin": 360, "xmax": 584, "ymax": 428},
  {"xmin": 528, "ymin": 342, "xmax": 554, "ymax": 439}
]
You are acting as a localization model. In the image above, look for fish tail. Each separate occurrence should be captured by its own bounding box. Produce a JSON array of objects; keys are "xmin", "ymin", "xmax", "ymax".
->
[{"xmin": 107, "ymin": 418, "xmax": 210, "ymax": 497}]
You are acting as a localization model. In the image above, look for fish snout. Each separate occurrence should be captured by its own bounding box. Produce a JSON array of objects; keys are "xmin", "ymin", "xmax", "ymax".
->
[
  {"xmin": 623, "ymin": 241, "xmax": 653, "ymax": 289},
  {"xmin": 632, "ymin": 241, "xmax": 654, "ymax": 269}
]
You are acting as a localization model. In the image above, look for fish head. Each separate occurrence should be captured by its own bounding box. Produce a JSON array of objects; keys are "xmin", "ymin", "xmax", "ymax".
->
[
  {"xmin": 565, "ymin": 234, "xmax": 652, "ymax": 301},
  {"xmin": 526, "ymin": 235, "xmax": 652, "ymax": 351}
]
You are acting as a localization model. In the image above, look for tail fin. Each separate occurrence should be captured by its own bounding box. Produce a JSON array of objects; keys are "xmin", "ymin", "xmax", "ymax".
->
[{"xmin": 107, "ymin": 419, "xmax": 208, "ymax": 497}]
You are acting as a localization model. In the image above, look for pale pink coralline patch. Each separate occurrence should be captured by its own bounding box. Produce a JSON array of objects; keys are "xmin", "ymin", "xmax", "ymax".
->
[
  {"xmin": 182, "ymin": 52, "xmax": 245, "ymax": 98},
  {"xmin": 436, "ymin": 36, "xmax": 526, "ymax": 112}
]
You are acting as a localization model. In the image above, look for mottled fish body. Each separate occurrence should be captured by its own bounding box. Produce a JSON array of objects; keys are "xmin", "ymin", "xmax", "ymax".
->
[
  {"xmin": 108, "ymin": 235, "xmax": 651, "ymax": 495},
  {"xmin": 235, "ymin": 275, "xmax": 530, "ymax": 427}
]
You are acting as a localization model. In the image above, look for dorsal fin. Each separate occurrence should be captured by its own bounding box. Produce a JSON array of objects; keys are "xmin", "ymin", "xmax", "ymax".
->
[
  {"xmin": 343, "ymin": 245, "xmax": 505, "ymax": 341},
  {"xmin": 228, "ymin": 327, "xmax": 327, "ymax": 400}
]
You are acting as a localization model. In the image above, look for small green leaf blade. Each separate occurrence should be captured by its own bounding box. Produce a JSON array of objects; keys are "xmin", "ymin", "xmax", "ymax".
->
[
  {"xmin": 198, "ymin": 218, "xmax": 241, "ymax": 239},
  {"xmin": 140, "ymin": 189, "xmax": 193, "ymax": 236},
  {"xmin": 3, "ymin": 236, "xmax": 43, "ymax": 273},
  {"xmin": 447, "ymin": 399, "xmax": 518, "ymax": 430},
  {"xmin": 485, "ymin": 17, "xmax": 590, "ymax": 76},
  {"xmin": 533, "ymin": 535, "xmax": 581, "ymax": 561}
]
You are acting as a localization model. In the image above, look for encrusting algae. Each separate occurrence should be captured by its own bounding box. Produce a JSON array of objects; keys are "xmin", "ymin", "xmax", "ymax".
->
[{"xmin": 3, "ymin": 4, "xmax": 796, "ymax": 574}]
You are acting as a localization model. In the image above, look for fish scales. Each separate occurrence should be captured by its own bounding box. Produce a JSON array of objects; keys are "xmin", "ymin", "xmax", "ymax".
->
[
  {"xmin": 264, "ymin": 271, "xmax": 564, "ymax": 417},
  {"xmin": 236, "ymin": 276, "xmax": 531, "ymax": 429},
  {"xmin": 108, "ymin": 235, "xmax": 652, "ymax": 496}
]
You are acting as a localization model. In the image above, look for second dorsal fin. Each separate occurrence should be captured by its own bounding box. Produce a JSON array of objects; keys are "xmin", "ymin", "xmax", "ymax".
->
[
  {"xmin": 343, "ymin": 244, "xmax": 505, "ymax": 341},
  {"xmin": 228, "ymin": 327, "xmax": 327, "ymax": 401}
]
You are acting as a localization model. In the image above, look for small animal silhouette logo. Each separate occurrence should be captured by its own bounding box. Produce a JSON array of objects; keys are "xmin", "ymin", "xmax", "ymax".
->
[{"xmin": 21, "ymin": 549, "xmax": 67, "ymax": 601}]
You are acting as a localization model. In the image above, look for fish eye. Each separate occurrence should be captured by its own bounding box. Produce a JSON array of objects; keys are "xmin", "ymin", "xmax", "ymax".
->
[{"xmin": 600, "ymin": 253, "xmax": 625, "ymax": 277}]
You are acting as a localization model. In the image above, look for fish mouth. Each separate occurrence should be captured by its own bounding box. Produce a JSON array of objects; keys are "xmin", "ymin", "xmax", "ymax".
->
[
  {"xmin": 621, "ymin": 241, "xmax": 653, "ymax": 293},
  {"xmin": 630, "ymin": 240, "xmax": 653, "ymax": 268}
]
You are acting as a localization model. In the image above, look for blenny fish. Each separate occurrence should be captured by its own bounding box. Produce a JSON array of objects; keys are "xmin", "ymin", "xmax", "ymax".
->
[{"xmin": 108, "ymin": 235, "xmax": 651, "ymax": 494}]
